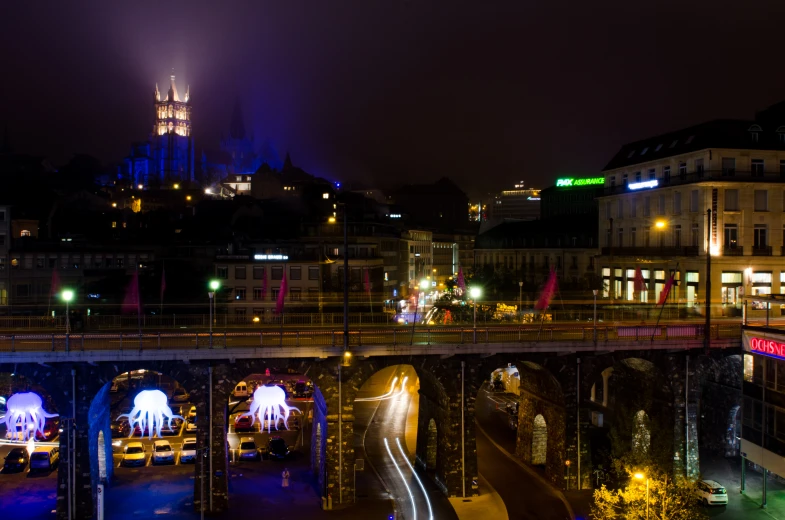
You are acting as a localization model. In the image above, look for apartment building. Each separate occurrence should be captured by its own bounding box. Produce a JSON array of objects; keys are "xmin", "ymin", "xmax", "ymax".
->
[
  {"xmin": 0, "ymin": 205, "xmax": 8, "ymax": 306},
  {"xmin": 598, "ymin": 102, "xmax": 785, "ymax": 314}
]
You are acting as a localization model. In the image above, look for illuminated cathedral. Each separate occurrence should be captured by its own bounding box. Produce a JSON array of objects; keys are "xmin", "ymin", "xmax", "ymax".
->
[{"xmin": 123, "ymin": 73, "xmax": 194, "ymax": 187}]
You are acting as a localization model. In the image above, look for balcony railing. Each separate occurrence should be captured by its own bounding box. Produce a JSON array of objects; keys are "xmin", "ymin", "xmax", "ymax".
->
[
  {"xmin": 724, "ymin": 246, "xmax": 744, "ymax": 256},
  {"xmin": 601, "ymin": 246, "xmax": 699, "ymax": 257},
  {"xmin": 603, "ymin": 169, "xmax": 785, "ymax": 195},
  {"xmin": 753, "ymin": 245, "xmax": 773, "ymax": 256}
]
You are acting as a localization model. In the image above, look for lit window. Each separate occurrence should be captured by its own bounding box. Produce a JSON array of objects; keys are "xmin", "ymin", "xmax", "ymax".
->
[
  {"xmin": 322, "ymin": 193, "xmax": 330, "ymax": 199},
  {"xmin": 20, "ymin": 230, "xmax": 31, "ymax": 237},
  {"xmin": 112, "ymin": 222, "xmax": 117, "ymax": 228}
]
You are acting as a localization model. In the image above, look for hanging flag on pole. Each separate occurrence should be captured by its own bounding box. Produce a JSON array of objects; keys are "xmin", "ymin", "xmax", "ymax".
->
[
  {"xmin": 535, "ymin": 269, "xmax": 558, "ymax": 310},
  {"xmin": 363, "ymin": 267, "xmax": 371, "ymax": 294},
  {"xmin": 122, "ymin": 270, "xmax": 142, "ymax": 315},
  {"xmin": 159, "ymin": 263, "xmax": 166, "ymax": 312},
  {"xmin": 50, "ymin": 270, "xmax": 61, "ymax": 297},
  {"xmin": 275, "ymin": 271, "xmax": 287, "ymax": 315},
  {"xmin": 457, "ymin": 266, "xmax": 466, "ymax": 294},
  {"xmin": 633, "ymin": 266, "xmax": 646, "ymax": 295},
  {"xmin": 657, "ymin": 273, "xmax": 675, "ymax": 306}
]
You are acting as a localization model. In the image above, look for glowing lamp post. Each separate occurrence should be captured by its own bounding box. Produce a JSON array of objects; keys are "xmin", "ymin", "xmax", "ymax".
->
[
  {"xmin": 61, "ymin": 289, "xmax": 75, "ymax": 334},
  {"xmin": 634, "ymin": 472, "xmax": 650, "ymax": 520},
  {"xmin": 208, "ymin": 280, "xmax": 220, "ymax": 348},
  {"xmin": 470, "ymin": 287, "xmax": 481, "ymax": 343}
]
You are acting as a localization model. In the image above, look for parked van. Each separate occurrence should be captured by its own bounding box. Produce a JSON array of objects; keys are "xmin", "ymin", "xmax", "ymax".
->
[
  {"xmin": 30, "ymin": 446, "xmax": 60, "ymax": 472},
  {"xmin": 233, "ymin": 382, "xmax": 249, "ymax": 398}
]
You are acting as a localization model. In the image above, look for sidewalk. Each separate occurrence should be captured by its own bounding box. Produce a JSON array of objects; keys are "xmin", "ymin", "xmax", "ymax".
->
[{"xmin": 701, "ymin": 452, "xmax": 785, "ymax": 519}]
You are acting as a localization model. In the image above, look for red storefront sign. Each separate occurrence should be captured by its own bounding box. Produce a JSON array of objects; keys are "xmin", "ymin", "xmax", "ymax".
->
[{"xmin": 749, "ymin": 337, "xmax": 785, "ymax": 359}]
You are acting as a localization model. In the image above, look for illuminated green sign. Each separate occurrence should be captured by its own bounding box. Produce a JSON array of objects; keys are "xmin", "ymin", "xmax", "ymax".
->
[{"xmin": 556, "ymin": 177, "xmax": 605, "ymax": 187}]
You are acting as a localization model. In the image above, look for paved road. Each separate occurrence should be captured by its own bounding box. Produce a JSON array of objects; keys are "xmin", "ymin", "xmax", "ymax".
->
[
  {"xmin": 475, "ymin": 385, "xmax": 571, "ymax": 520},
  {"xmin": 356, "ymin": 365, "xmax": 456, "ymax": 520}
]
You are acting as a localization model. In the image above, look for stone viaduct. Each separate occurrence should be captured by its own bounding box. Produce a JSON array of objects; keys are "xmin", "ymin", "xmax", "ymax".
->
[{"xmin": 0, "ymin": 332, "xmax": 743, "ymax": 519}]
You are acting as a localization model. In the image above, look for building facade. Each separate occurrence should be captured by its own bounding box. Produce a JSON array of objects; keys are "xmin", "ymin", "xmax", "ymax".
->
[
  {"xmin": 598, "ymin": 103, "xmax": 785, "ymax": 313},
  {"xmin": 741, "ymin": 328, "xmax": 785, "ymax": 483},
  {"xmin": 490, "ymin": 182, "xmax": 541, "ymax": 221},
  {"xmin": 0, "ymin": 204, "xmax": 8, "ymax": 306}
]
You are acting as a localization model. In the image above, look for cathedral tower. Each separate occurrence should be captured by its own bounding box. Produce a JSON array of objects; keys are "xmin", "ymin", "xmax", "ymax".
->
[{"xmin": 150, "ymin": 73, "xmax": 194, "ymax": 185}]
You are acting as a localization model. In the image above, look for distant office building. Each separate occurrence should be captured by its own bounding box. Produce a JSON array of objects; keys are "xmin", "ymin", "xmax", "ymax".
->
[
  {"xmin": 540, "ymin": 176, "xmax": 603, "ymax": 219},
  {"xmin": 490, "ymin": 181, "xmax": 540, "ymax": 221},
  {"xmin": 123, "ymin": 73, "xmax": 195, "ymax": 188}
]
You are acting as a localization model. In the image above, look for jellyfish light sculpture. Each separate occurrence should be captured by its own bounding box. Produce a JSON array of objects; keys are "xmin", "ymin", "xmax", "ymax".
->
[
  {"xmin": 241, "ymin": 385, "xmax": 300, "ymax": 433},
  {"xmin": 117, "ymin": 389, "xmax": 183, "ymax": 439},
  {"xmin": 3, "ymin": 392, "xmax": 58, "ymax": 442}
]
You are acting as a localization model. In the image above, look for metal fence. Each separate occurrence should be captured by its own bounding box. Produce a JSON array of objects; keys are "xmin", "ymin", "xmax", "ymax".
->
[{"xmin": 0, "ymin": 323, "xmax": 742, "ymax": 352}]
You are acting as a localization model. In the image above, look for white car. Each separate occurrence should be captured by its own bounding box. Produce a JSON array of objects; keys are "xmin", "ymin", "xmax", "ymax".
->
[
  {"xmin": 122, "ymin": 442, "xmax": 146, "ymax": 467},
  {"xmin": 697, "ymin": 480, "xmax": 728, "ymax": 506},
  {"xmin": 238, "ymin": 437, "xmax": 260, "ymax": 461},
  {"xmin": 152, "ymin": 440, "xmax": 175, "ymax": 465},
  {"xmin": 180, "ymin": 438, "xmax": 197, "ymax": 463}
]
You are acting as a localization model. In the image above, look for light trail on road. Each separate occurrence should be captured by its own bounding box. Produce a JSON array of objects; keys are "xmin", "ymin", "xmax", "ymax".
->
[
  {"xmin": 357, "ymin": 376, "xmax": 409, "ymax": 402},
  {"xmin": 396, "ymin": 437, "xmax": 433, "ymax": 520},
  {"xmin": 384, "ymin": 437, "xmax": 417, "ymax": 520}
]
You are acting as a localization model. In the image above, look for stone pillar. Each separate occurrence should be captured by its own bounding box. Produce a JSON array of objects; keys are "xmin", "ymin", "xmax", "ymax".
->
[{"xmin": 667, "ymin": 353, "xmax": 700, "ymax": 479}]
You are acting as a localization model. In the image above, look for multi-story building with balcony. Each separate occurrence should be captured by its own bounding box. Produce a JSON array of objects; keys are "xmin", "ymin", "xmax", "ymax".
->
[{"xmin": 598, "ymin": 102, "xmax": 785, "ymax": 314}]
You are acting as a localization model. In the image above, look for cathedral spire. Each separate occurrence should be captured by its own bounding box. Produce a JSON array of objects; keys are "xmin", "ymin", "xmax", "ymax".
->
[
  {"xmin": 168, "ymin": 71, "xmax": 180, "ymax": 102},
  {"xmin": 229, "ymin": 99, "xmax": 246, "ymax": 140},
  {"xmin": 155, "ymin": 83, "xmax": 161, "ymax": 102}
]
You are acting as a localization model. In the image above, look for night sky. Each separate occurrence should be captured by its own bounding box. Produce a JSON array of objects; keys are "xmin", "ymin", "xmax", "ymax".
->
[{"xmin": 2, "ymin": 1, "xmax": 785, "ymax": 196}]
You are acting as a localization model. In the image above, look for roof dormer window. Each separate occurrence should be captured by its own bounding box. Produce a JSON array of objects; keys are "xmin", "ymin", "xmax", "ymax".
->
[
  {"xmin": 685, "ymin": 135, "xmax": 695, "ymax": 145},
  {"xmin": 776, "ymin": 126, "xmax": 785, "ymax": 144},
  {"xmin": 669, "ymin": 140, "xmax": 678, "ymax": 148},
  {"xmin": 640, "ymin": 147, "xmax": 649, "ymax": 155},
  {"xmin": 655, "ymin": 143, "xmax": 663, "ymax": 152},
  {"xmin": 627, "ymin": 150, "xmax": 635, "ymax": 158},
  {"xmin": 749, "ymin": 125, "xmax": 761, "ymax": 143}
]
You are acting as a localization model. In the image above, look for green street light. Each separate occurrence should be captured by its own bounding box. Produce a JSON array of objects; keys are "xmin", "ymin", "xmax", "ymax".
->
[
  {"xmin": 61, "ymin": 289, "xmax": 75, "ymax": 334},
  {"xmin": 61, "ymin": 289, "xmax": 75, "ymax": 302},
  {"xmin": 209, "ymin": 280, "xmax": 220, "ymax": 291},
  {"xmin": 470, "ymin": 287, "xmax": 481, "ymax": 299},
  {"xmin": 470, "ymin": 287, "xmax": 482, "ymax": 331},
  {"xmin": 420, "ymin": 278, "xmax": 429, "ymax": 289}
]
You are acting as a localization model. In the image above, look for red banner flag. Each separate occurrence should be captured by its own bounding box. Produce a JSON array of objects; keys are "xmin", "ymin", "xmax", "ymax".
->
[
  {"xmin": 363, "ymin": 267, "xmax": 371, "ymax": 294},
  {"xmin": 633, "ymin": 267, "xmax": 646, "ymax": 294},
  {"xmin": 122, "ymin": 270, "xmax": 142, "ymax": 315},
  {"xmin": 160, "ymin": 265, "xmax": 166, "ymax": 302},
  {"xmin": 657, "ymin": 274, "xmax": 675, "ymax": 306},
  {"xmin": 50, "ymin": 269, "xmax": 61, "ymax": 297},
  {"xmin": 535, "ymin": 269, "xmax": 558, "ymax": 310},
  {"xmin": 275, "ymin": 271, "xmax": 287, "ymax": 315}
]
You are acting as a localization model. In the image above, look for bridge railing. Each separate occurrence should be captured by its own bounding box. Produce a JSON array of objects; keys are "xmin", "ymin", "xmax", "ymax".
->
[{"xmin": 0, "ymin": 323, "xmax": 742, "ymax": 352}]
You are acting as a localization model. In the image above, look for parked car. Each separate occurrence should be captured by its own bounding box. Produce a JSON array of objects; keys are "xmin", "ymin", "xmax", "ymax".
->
[
  {"xmin": 185, "ymin": 418, "xmax": 198, "ymax": 432},
  {"xmin": 232, "ymin": 382, "xmax": 249, "ymax": 399},
  {"xmin": 188, "ymin": 406, "xmax": 197, "ymax": 419},
  {"xmin": 266, "ymin": 436, "xmax": 290, "ymax": 460},
  {"xmin": 152, "ymin": 440, "xmax": 175, "ymax": 465},
  {"xmin": 238, "ymin": 437, "xmax": 261, "ymax": 461},
  {"xmin": 30, "ymin": 446, "xmax": 60, "ymax": 472},
  {"xmin": 180, "ymin": 438, "xmax": 197, "ymax": 463},
  {"xmin": 3, "ymin": 447, "xmax": 30, "ymax": 472},
  {"xmin": 110, "ymin": 420, "xmax": 131, "ymax": 438},
  {"xmin": 697, "ymin": 480, "xmax": 728, "ymax": 506},
  {"xmin": 234, "ymin": 414, "xmax": 256, "ymax": 432},
  {"xmin": 171, "ymin": 387, "xmax": 189, "ymax": 403},
  {"xmin": 122, "ymin": 442, "xmax": 146, "ymax": 467}
]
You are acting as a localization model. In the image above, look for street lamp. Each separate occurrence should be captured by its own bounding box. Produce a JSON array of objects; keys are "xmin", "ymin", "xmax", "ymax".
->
[
  {"xmin": 592, "ymin": 289, "xmax": 598, "ymax": 344},
  {"xmin": 470, "ymin": 287, "xmax": 481, "ymax": 331},
  {"xmin": 61, "ymin": 289, "xmax": 75, "ymax": 334},
  {"xmin": 208, "ymin": 280, "xmax": 220, "ymax": 348},
  {"xmin": 634, "ymin": 472, "xmax": 650, "ymax": 520}
]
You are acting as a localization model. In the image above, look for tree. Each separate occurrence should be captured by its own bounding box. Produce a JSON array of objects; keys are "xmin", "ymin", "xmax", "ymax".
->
[{"xmin": 591, "ymin": 467, "xmax": 707, "ymax": 520}]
